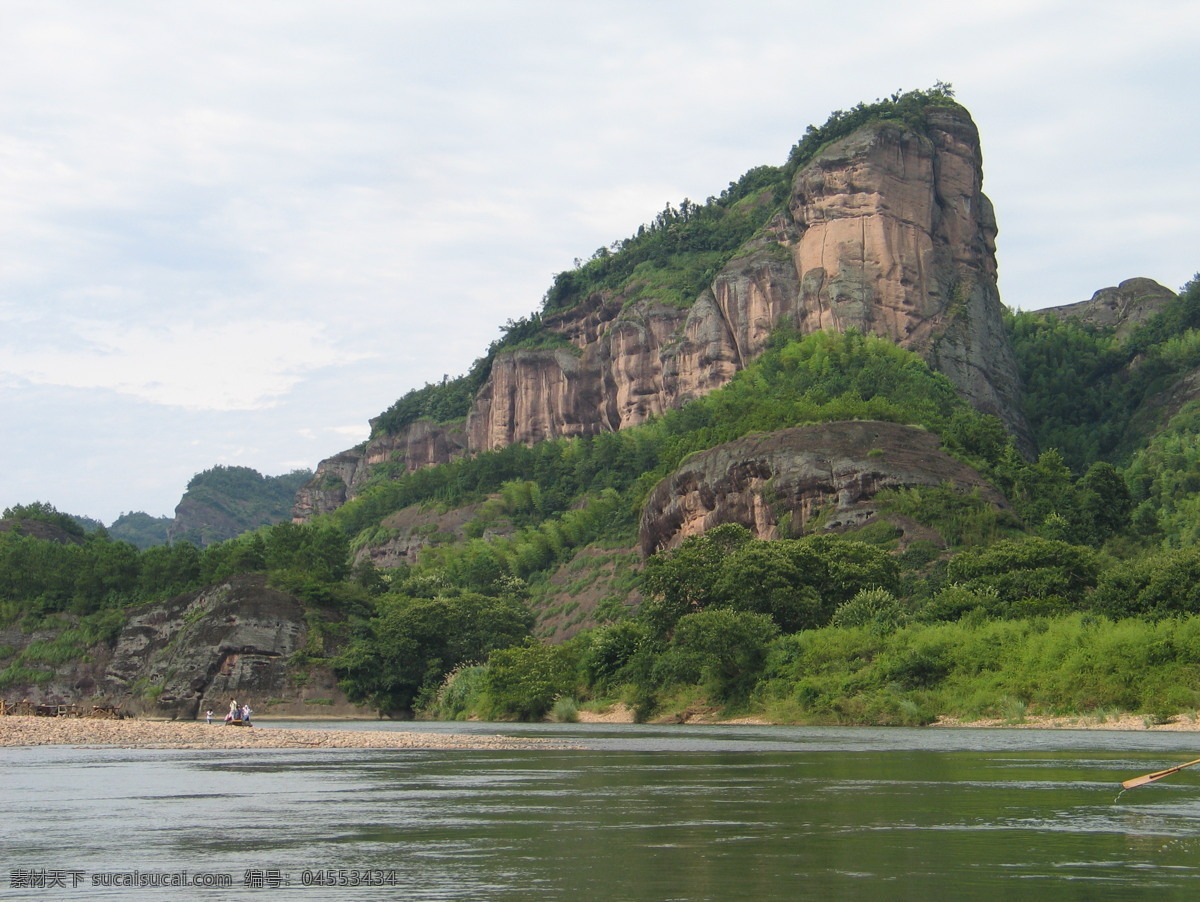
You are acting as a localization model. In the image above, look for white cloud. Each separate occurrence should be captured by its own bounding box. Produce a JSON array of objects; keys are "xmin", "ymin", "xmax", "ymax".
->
[
  {"xmin": 3, "ymin": 317, "xmax": 360, "ymax": 411},
  {"xmin": 1, "ymin": 0, "xmax": 1198, "ymax": 521}
]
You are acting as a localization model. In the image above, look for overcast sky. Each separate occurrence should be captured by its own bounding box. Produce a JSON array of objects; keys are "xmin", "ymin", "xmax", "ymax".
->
[{"xmin": 3, "ymin": 1, "xmax": 1198, "ymax": 524}]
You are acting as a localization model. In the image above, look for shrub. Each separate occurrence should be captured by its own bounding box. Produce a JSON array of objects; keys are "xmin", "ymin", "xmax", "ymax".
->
[
  {"xmin": 484, "ymin": 640, "xmax": 577, "ymax": 721},
  {"xmin": 426, "ymin": 664, "xmax": 489, "ymax": 720},
  {"xmin": 830, "ymin": 588, "xmax": 907, "ymax": 632},
  {"xmin": 653, "ymin": 609, "xmax": 779, "ymax": 704}
]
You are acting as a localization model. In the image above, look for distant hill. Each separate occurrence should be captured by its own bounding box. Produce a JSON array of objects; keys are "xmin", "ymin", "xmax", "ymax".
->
[
  {"xmin": 167, "ymin": 465, "xmax": 313, "ymax": 547},
  {"xmin": 108, "ymin": 512, "xmax": 172, "ymax": 549}
]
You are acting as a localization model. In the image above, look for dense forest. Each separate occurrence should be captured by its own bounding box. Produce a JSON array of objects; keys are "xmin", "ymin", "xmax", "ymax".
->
[
  {"xmin": 53, "ymin": 465, "xmax": 314, "ymax": 551},
  {"xmin": 4, "ymin": 87, "xmax": 1200, "ymax": 726}
]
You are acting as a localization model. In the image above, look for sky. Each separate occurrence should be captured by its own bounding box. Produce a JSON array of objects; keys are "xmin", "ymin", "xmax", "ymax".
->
[{"xmin": 3, "ymin": 1, "xmax": 1199, "ymax": 524}]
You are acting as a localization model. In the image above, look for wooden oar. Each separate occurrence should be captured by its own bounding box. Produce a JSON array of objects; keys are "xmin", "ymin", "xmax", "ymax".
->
[{"xmin": 1122, "ymin": 756, "xmax": 1200, "ymax": 789}]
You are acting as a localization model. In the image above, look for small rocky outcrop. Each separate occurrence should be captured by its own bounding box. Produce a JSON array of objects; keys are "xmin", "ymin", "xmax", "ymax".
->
[
  {"xmin": 639, "ymin": 420, "xmax": 1007, "ymax": 556},
  {"xmin": 1038, "ymin": 277, "xmax": 1176, "ymax": 340},
  {"xmin": 1037, "ymin": 277, "xmax": 1185, "ymax": 442},
  {"xmin": 99, "ymin": 575, "xmax": 352, "ymax": 719},
  {"xmin": 168, "ymin": 466, "xmax": 312, "ymax": 547},
  {"xmin": 351, "ymin": 500, "xmax": 514, "ymax": 570},
  {"xmin": 293, "ymin": 421, "xmax": 468, "ymax": 521}
]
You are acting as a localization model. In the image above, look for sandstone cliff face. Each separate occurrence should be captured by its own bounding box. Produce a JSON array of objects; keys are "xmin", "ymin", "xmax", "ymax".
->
[
  {"xmin": 297, "ymin": 103, "xmax": 1028, "ymax": 518},
  {"xmin": 639, "ymin": 421, "xmax": 1008, "ymax": 556},
  {"xmin": 467, "ymin": 348, "xmax": 605, "ymax": 450},
  {"xmin": 293, "ymin": 420, "xmax": 468, "ymax": 521},
  {"xmin": 782, "ymin": 109, "xmax": 1021, "ymax": 436},
  {"xmin": 460, "ymin": 105, "xmax": 1024, "ymax": 451}
]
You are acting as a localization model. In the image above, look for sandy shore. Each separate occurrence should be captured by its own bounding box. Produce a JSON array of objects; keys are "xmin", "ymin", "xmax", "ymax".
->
[
  {"xmin": 931, "ymin": 712, "xmax": 1200, "ymax": 731},
  {"xmin": 0, "ymin": 716, "xmax": 567, "ymax": 750},
  {"xmin": 7, "ymin": 710, "xmax": 1197, "ymax": 749},
  {"xmin": 575, "ymin": 704, "xmax": 1200, "ymax": 731}
]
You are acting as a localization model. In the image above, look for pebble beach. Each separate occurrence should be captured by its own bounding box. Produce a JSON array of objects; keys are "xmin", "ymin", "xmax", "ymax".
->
[
  {"xmin": 0, "ymin": 716, "xmax": 565, "ymax": 750},
  {"xmin": 6, "ymin": 711, "xmax": 1196, "ymax": 750}
]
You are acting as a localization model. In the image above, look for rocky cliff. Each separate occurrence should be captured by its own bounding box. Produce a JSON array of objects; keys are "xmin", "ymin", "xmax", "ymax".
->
[
  {"xmin": 639, "ymin": 420, "xmax": 1009, "ymax": 556},
  {"xmin": 170, "ymin": 466, "xmax": 313, "ymax": 547},
  {"xmin": 1038, "ymin": 277, "xmax": 1176, "ymax": 339},
  {"xmin": 297, "ymin": 101, "xmax": 1028, "ymax": 518},
  {"xmin": 1038, "ymin": 277, "xmax": 1194, "ymax": 442},
  {"xmin": 0, "ymin": 576, "xmax": 354, "ymax": 719},
  {"xmin": 100, "ymin": 575, "xmax": 353, "ymax": 719},
  {"xmin": 293, "ymin": 421, "xmax": 468, "ymax": 521}
]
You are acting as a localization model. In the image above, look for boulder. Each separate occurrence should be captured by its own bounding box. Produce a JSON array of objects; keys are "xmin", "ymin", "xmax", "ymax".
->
[{"xmin": 639, "ymin": 420, "xmax": 1008, "ymax": 556}]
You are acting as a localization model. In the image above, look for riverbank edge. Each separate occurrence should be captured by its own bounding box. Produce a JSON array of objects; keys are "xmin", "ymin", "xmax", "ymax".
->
[
  {"xmin": 571, "ymin": 703, "xmax": 1200, "ymax": 731},
  {"xmin": 7, "ymin": 707, "xmax": 1197, "ymax": 749},
  {"xmin": 0, "ymin": 716, "xmax": 571, "ymax": 750}
]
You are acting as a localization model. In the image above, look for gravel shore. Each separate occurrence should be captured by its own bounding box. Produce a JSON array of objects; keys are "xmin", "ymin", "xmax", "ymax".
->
[{"xmin": 0, "ymin": 716, "xmax": 566, "ymax": 750}]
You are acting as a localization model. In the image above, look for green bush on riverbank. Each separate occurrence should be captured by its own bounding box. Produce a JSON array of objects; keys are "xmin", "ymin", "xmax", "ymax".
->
[
  {"xmin": 755, "ymin": 613, "xmax": 1200, "ymax": 725},
  {"xmin": 422, "ymin": 612, "xmax": 1200, "ymax": 726}
]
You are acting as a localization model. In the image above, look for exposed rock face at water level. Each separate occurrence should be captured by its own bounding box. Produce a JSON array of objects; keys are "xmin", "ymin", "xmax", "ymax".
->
[
  {"xmin": 100, "ymin": 575, "xmax": 352, "ymax": 719},
  {"xmin": 297, "ymin": 103, "xmax": 1027, "ymax": 518}
]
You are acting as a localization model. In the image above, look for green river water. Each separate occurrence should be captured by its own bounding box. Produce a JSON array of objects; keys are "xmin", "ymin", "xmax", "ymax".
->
[{"xmin": 5, "ymin": 722, "xmax": 1200, "ymax": 900}]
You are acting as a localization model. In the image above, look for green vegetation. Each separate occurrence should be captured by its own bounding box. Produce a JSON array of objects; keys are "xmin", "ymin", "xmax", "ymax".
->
[
  {"xmin": 7, "ymin": 293, "xmax": 1200, "ymax": 724},
  {"xmin": 332, "ymin": 590, "xmax": 533, "ymax": 715},
  {"xmin": 4, "ymin": 84, "xmax": 1200, "ymax": 728},
  {"xmin": 168, "ymin": 465, "xmax": 313, "ymax": 547},
  {"xmin": 107, "ymin": 512, "xmax": 172, "ymax": 549},
  {"xmin": 1125, "ymin": 401, "xmax": 1200, "ymax": 546},
  {"xmin": 314, "ymin": 280, "xmax": 1200, "ymax": 723},
  {"xmin": 1, "ymin": 310, "xmax": 1177, "ymax": 721},
  {"xmin": 0, "ymin": 515, "xmax": 361, "ymax": 622},
  {"xmin": 3, "ymin": 501, "xmax": 88, "ymax": 539},
  {"xmin": 1008, "ymin": 275, "xmax": 1200, "ymax": 473},
  {"xmin": 755, "ymin": 614, "xmax": 1200, "ymax": 726}
]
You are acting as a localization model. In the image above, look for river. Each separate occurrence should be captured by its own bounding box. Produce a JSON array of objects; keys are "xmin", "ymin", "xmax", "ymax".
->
[{"xmin": 5, "ymin": 721, "xmax": 1200, "ymax": 900}]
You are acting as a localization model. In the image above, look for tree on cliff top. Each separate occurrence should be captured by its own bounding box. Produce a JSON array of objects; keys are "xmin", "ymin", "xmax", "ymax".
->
[{"xmin": 2, "ymin": 501, "xmax": 87, "ymax": 539}]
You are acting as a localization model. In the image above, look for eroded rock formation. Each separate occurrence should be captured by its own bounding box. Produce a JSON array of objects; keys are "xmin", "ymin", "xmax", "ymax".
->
[
  {"xmin": 100, "ymin": 575, "xmax": 352, "ymax": 719},
  {"xmin": 293, "ymin": 420, "xmax": 468, "ymax": 521},
  {"xmin": 1038, "ymin": 277, "xmax": 1176, "ymax": 340},
  {"xmin": 638, "ymin": 421, "xmax": 1008, "ymax": 556},
  {"xmin": 297, "ymin": 102, "xmax": 1028, "ymax": 518}
]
